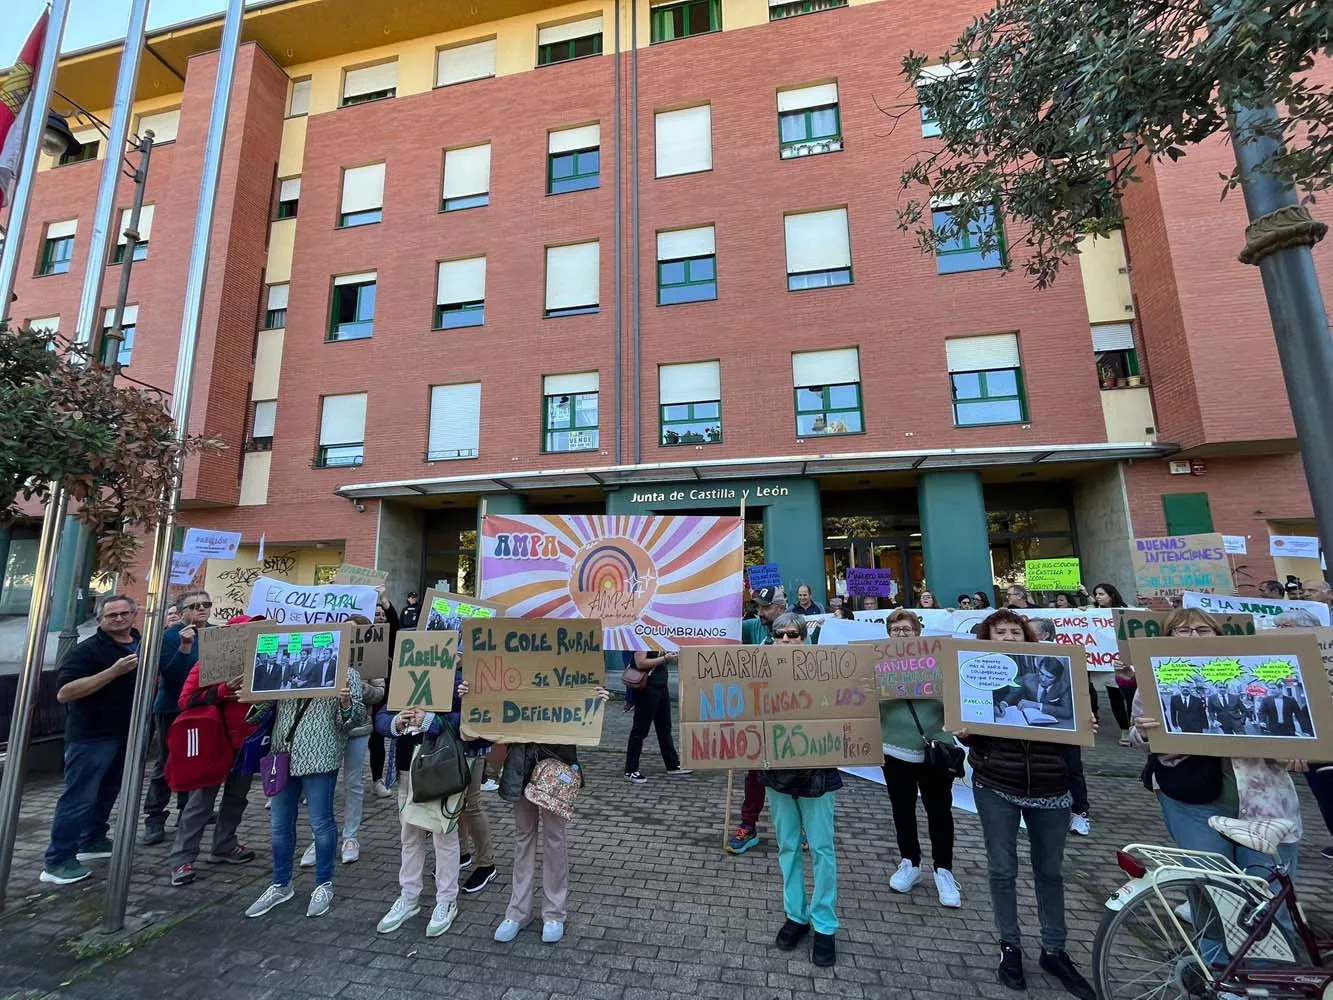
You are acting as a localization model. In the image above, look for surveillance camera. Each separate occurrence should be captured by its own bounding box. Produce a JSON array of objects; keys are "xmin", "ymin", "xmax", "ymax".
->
[{"xmin": 353, "ymin": 502, "xmax": 366, "ymax": 513}]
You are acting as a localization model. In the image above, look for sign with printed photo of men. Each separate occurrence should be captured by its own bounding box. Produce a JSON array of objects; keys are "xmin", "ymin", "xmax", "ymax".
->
[{"xmin": 240, "ymin": 623, "xmax": 353, "ymax": 702}]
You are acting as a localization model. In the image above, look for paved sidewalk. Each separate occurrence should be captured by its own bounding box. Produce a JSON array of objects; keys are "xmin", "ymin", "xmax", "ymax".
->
[{"xmin": 2, "ymin": 705, "xmax": 1329, "ymax": 1000}]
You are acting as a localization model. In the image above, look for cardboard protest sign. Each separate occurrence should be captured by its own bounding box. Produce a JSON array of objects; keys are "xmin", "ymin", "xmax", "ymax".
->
[
  {"xmin": 348, "ymin": 622, "xmax": 392, "ymax": 680},
  {"xmin": 459, "ymin": 618, "xmax": 606, "ymax": 746},
  {"xmin": 1223, "ymin": 535, "xmax": 1248, "ymax": 555},
  {"xmin": 240, "ymin": 623, "xmax": 352, "ymax": 703},
  {"xmin": 1126, "ymin": 633, "xmax": 1333, "ymax": 759},
  {"xmin": 170, "ymin": 552, "xmax": 205, "ymax": 586},
  {"xmin": 853, "ymin": 636, "xmax": 944, "ymax": 701},
  {"xmin": 386, "ymin": 632, "xmax": 460, "ymax": 710},
  {"xmin": 244, "ymin": 576, "xmax": 378, "ymax": 625},
  {"xmin": 1130, "ymin": 533, "xmax": 1233, "ymax": 599},
  {"xmin": 1114, "ymin": 608, "xmax": 1255, "ymax": 640},
  {"xmin": 333, "ymin": 563, "xmax": 389, "ymax": 588},
  {"xmin": 1313, "ymin": 628, "xmax": 1333, "ymax": 696},
  {"xmin": 421, "ymin": 588, "xmax": 506, "ymax": 631},
  {"xmin": 845, "ymin": 567, "xmax": 893, "ymax": 598},
  {"xmin": 183, "ymin": 527, "xmax": 242, "ymax": 559},
  {"xmin": 1024, "ymin": 558, "xmax": 1081, "ymax": 592},
  {"xmin": 815, "ymin": 616, "xmax": 885, "ymax": 645},
  {"xmin": 1181, "ymin": 591, "xmax": 1331, "ymax": 628},
  {"xmin": 746, "ymin": 563, "xmax": 782, "ymax": 590},
  {"xmin": 197, "ymin": 621, "xmax": 261, "ymax": 687},
  {"xmin": 939, "ymin": 639, "xmax": 1094, "ymax": 747},
  {"xmin": 678, "ymin": 644, "xmax": 880, "ymax": 769}
]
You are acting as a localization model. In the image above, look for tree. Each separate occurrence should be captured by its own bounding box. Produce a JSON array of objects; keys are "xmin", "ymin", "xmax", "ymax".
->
[
  {"xmin": 895, "ymin": 0, "xmax": 1333, "ymax": 286},
  {"xmin": 0, "ymin": 321, "xmax": 220, "ymax": 574}
]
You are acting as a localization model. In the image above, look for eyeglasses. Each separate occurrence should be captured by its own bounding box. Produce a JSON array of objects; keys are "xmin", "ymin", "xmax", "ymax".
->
[
  {"xmin": 888, "ymin": 627, "xmax": 917, "ymax": 636},
  {"xmin": 183, "ymin": 601, "xmax": 213, "ymax": 610},
  {"xmin": 774, "ymin": 630, "xmax": 803, "ymax": 639},
  {"xmin": 101, "ymin": 610, "xmax": 135, "ymax": 619},
  {"xmin": 1171, "ymin": 626, "xmax": 1216, "ymax": 636}
]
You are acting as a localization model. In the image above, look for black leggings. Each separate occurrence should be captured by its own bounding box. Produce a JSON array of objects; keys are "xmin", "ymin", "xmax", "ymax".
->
[
  {"xmin": 881, "ymin": 755, "xmax": 955, "ymax": 871},
  {"xmin": 370, "ymin": 734, "xmax": 385, "ymax": 782},
  {"xmin": 1104, "ymin": 683, "xmax": 1135, "ymax": 731}
]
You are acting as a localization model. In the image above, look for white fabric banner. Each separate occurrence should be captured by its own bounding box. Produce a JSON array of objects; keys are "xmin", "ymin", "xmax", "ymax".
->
[{"xmin": 1181, "ymin": 591, "xmax": 1330, "ymax": 628}]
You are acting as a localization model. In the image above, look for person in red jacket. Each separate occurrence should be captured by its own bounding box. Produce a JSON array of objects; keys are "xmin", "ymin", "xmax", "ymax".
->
[{"xmin": 166, "ymin": 615, "xmax": 260, "ymax": 886}]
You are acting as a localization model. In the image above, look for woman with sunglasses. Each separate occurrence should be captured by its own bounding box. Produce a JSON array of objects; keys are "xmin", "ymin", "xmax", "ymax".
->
[{"xmin": 760, "ymin": 612, "xmax": 841, "ymax": 968}]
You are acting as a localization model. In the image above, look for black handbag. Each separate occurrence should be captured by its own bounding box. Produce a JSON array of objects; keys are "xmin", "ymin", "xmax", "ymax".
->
[
  {"xmin": 410, "ymin": 720, "xmax": 472, "ymax": 803},
  {"xmin": 907, "ymin": 702, "xmax": 966, "ymax": 778}
]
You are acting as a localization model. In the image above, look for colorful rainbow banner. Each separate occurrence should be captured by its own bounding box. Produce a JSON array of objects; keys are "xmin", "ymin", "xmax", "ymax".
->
[{"xmin": 480, "ymin": 514, "xmax": 744, "ymax": 651}]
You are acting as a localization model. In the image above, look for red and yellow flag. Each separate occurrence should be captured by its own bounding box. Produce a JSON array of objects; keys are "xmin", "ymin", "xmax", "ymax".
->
[{"xmin": 0, "ymin": 11, "xmax": 51, "ymax": 209}]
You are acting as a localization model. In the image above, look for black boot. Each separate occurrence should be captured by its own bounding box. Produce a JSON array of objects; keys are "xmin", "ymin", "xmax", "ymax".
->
[
  {"xmin": 998, "ymin": 943, "xmax": 1026, "ymax": 991},
  {"xmin": 811, "ymin": 932, "xmax": 836, "ymax": 967},
  {"xmin": 1039, "ymin": 950, "xmax": 1095, "ymax": 1000},
  {"xmin": 774, "ymin": 919, "xmax": 810, "ymax": 951}
]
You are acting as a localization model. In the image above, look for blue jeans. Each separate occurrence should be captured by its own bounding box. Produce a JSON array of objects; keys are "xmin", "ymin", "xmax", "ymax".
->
[
  {"xmin": 341, "ymin": 734, "xmax": 369, "ymax": 840},
  {"xmin": 974, "ymin": 785, "xmax": 1070, "ymax": 953},
  {"xmin": 270, "ymin": 771, "xmax": 338, "ymax": 886},
  {"xmin": 45, "ymin": 737, "xmax": 127, "ymax": 869},
  {"xmin": 1154, "ymin": 792, "xmax": 1300, "ymax": 878},
  {"xmin": 768, "ymin": 790, "xmax": 838, "ymax": 934}
]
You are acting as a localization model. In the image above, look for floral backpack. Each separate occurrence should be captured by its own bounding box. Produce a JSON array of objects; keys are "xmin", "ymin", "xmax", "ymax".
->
[{"xmin": 523, "ymin": 757, "xmax": 582, "ymax": 820}]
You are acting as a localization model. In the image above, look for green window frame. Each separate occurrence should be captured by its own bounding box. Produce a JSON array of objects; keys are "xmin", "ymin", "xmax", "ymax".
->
[
  {"xmin": 110, "ymin": 240, "xmax": 148, "ymax": 264},
  {"xmin": 548, "ymin": 148, "xmax": 600, "ymax": 194},
  {"xmin": 315, "ymin": 443, "xmax": 364, "ymax": 468},
  {"xmin": 794, "ymin": 382, "xmax": 863, "ymax": 436},
  {"xmin": 58, "ymin": 140, "xmax": 98, "ymax": 166},
  {"xmin": 39, "ymin": 236, "xmax": 73, "ymax": 276},
  {"xmin": 264, "ymin": 307, "xmax": 287, "ymax": 330},
  {"xmin": 1162, "ymin": 493, "xmax": 1214, "ymax": 535},
  {"xmin": 537, "ymin": 32, "xmax": 603, "ymax": 66},
  {"xmin": 543, "ymin": 391, "xmax": 599, "ymax": 453},
  {"xmin": 933, "ymin": 203, "xmax": 1007, "ymax": 273},
  {"xmin": 276, "ymin": 195, "xmax": 298, "ymax": 219},
  {"xmin": 651, "ymin": 0, "xmax": 720, "ymax": 42},
  {"xmin": 950, "ymin": 367, "xmax": 1027, "ymax": 426},
  {"xmin": 778, "ymin": 104, "xmax": 841, "ymax": 149},
  {"xmin": 338, "ymin": 208, "xmax": 381, "ymax": 228},
  {"xmin": 435, "ymin": 301, "xmax": 485, "ymax": 329},
  {"xmin": 657, "ymin": 254, "xmax": 717, "ymax": 305},
  {"xmin": 340, "ymin": 88, "xmax": 395, "ymax": 108},
  {"xmin": 660, "ymin": 400, "xmax": 721, "ymax": 446},
  {"xmin": 99, "ymin": 322, "xmax": 135, "ymax": 368},
  {"xmin": 328, "ymin": 279, "xmax": 376, "ymax": 341},
  {"xmin": 769, "ymin": 0, "xmax": 847, "ymax": 21},
  {"xmin": 1096, "ymin": 348, "xmax": 1140, "ymax": 384}
]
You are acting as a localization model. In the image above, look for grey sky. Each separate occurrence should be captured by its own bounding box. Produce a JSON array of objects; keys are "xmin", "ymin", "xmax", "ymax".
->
[{"xmin": 2, "ymin": 1, "xmax": 238, "ymax": 66}]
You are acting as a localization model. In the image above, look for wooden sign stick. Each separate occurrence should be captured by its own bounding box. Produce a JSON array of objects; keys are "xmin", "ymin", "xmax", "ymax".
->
[{"xmin": 723, "ymin": 496, "xmax": 745, "ymax": 853}]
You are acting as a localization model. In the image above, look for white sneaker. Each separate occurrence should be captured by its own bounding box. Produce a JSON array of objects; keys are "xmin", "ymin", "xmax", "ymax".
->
[
  {"xmin": 666, "ymin": 768, "xmax": 693, "ymax": 776},
  {"xmin": 299, "ymin": 843, "xmax": 316, "ymax": 867},
  {"xmin": 494, "ymin": 918, "xmax": 525, "ymax": 942},
  {"xmin": 373, "ymin": 779, "xmax": 392, "ymax": 799},
  {"xmin": 341, "ymin": 838, "xmax": 360, "ymax": 864},
  {"xmin": 480, "ymin": 778, "xmax": 499, "ymax": 792},
  {"xmin": 307, "ymin": 881, "xmax": 333, "ymax": 918},
  {"xmin": 889, "ymin": 859, "xmax": 921, "ymax": 893},
  {"xmin": 245, "ymin": 883, "xmax": 294, "ymax": 918},
  {"xmin": 377, "ymin": 897, "xmax": 420, "ymax": 933},
  {"xmin": 542, "ymin": 920, "xmax": 564, "ymax": 943},
  {"xmin": 935, "ymin": 869, "xmax": 962, "ymax": 908},
  {"xmin": 1069, "ymin": 813, "xmax": 1091, "ymax": 836},
  {"xmin": 426, "ymin": 901, "xmax": 458, "ymax": 938}
]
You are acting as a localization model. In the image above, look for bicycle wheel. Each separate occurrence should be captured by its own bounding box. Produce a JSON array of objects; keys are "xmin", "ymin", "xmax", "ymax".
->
[{"xmin": 1093, "ymin": 874, "xmax": 1303, "ymax": 1000}]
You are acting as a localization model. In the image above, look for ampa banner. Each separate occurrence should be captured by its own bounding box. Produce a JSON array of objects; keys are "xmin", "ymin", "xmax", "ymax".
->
[{"xmin": 480, "ymin": 514, "xmax": 744, "ymax": 651}]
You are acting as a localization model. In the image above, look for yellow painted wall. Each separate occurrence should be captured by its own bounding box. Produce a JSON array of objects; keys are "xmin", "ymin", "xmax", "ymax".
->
[
  {"xmin": 722, "ymin": 0, "xmax": 771, "ymax": 30},
  {"xmin": 278, "ymin": 115, "xmax": 308, "ymax": 178},
  {"xmin": 1078, "ymin": 231, "xmax": 1135, "ymax": 325},
  {"xmin": 252, "ymin": 329, "xmax": 284, "ymax": 399},
  {"xmin": 203, "ymin": 540, "xmax": 345, "ymax": 623},
  {"xmin": 1099, "ymin": 386, "xmax": 1156, "ymax": 442},
  {"xmin": 238, "ymin": 450, "xmax": 272, "ymax": 507},
  {"xmin": 37, "ymin": 93, "xmax": 178, "ymax": 172},
  {"xmin": 265, "ymin": 218, "xmax": 297, "ymax": 283}
]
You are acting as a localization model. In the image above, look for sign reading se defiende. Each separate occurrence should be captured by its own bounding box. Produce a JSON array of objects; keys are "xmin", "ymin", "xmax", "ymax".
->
[
  {"xmin": 852, "ymin": 636, "xmax": 944, "ymax": 700},
  {"xmin": 1130, "ymin": 533, "xmax": 1233, "ymax": 598},
  {"xmin": 460, "ymin": 618, "xmax": 606, "ymax": 746},
  {"xmin": 386, "ymin": 632, "xmax": 460, "ymax": 711},
  {"xmin": 678, "ymin": 644, "xmax": 880, "ymax": 770}
]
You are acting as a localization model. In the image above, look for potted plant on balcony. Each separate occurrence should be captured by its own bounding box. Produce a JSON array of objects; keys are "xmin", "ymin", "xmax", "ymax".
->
[
  {"xmin": 1098, "ymin": 363, "xmax": 1117, "ymax": 389},
  {"xmin": 1126, "ymin": 374, "xmax": 1144, "ymax": 387}
]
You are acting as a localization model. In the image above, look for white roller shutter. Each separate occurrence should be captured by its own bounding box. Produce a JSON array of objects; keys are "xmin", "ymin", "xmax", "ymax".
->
[
  {"xmin": 1091, "ymin": 322, "xmax": 1135, "ymax": 352},
  {"xmin": 777, "ymin": 82, "xmax": 838, "ymax": 112},
  {"xmin": 334, "ymin": 271, "xmax": 377, "ymax": 286},
  {"xmin": 657, "ymin": 225, "xmax": 715, "ymax": 260},
  {"xmin": 544, "ymin": 372, "xmax": 599, "ymax": 395},
  {"xmin": 266, "ymin": 284, "xmax": 289, "ymax": 311},
  {"xmin": 443, "ymin": 144, "xmax": 491, "ymax": 199},
  {"xmin": 279, "ymin": 177, "xmax": 301, "ymax": 202},
  {"xmin": 437, "ymin": 38, "xmax": 497, "ymax": 86},
  {"xmin": 538, "ymin": 15, "xmax": 602, "ymax": 45},
  {"xmin": 46, "ymin": 219, "xmax": 77, "ymax": 239},
  {"xmin": 287, "ymin": 78, "xmax": 311, "ymax": 116},
  {"xmin": 660, "ymin": 361, "xmax": 720, "ymax": 404},
  {"xmin": 252, "ymin": 400, "xmax": 277, "ymax": 438},
  {"xmin": 437, "ymin": 257, "xmax": 487, "ymax": 305},
  {"xmin": 946, "ymin": 333, "xmax": 1020, "ymax": 372},
  {"xmin": 428, "ymin": 383, "xmax": 481, "ymax": 457},
  {"xmin": 341, "ymin": 163, "xmax": 385, "ymax": 214},
  {"xmin": 784, "ymin": 208, "xmax": 851, "ymax": 273},
  {"xmin": 655, "ymin": 105, "xmax": 712, "ymax": 177},
  {"xmin": 320, "ymin": 393, "xmax": 367, "ymax": 445},
  {"xmin": 545, "ymin": 242, "xmax": 600, "ymax": 311},
  {"xmin": 549, "ymin": 124, "xmax": 600, "ymax": 153},
  {"xmin": 137, "ymin": 108, "xmax": 180, "ymax": 143},
  {"xmin": 103, "ymin": 304, "xmax": 139, "ymax": 326},
  {"xmin": 343, "ymin": 62, "xmax": 397, "ymax": 100},
  {"xmin": 792, "ymin": 348, "xmax": 860, "ymax": 387},
  {"xmin": 117, "ymin": 204, "xmax": 154, "ymax": 245}
]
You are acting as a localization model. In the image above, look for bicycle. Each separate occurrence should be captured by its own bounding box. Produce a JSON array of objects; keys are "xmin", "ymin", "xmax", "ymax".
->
[{"xmin": 1092, "ymin": 816, "xmax": 1332, "ymax": 1000}]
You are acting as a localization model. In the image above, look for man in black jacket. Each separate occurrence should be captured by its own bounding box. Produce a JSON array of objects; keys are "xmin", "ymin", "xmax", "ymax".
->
[
  {"xmin": 399, "ymin": 592, "xmax": 420, "ymax": 629},
  {"xmin": 41, "ymin": 595, "xmax": 142, "ymax": 885},
  {"xmin": 1169, "ymin": 683, "xmax": 1209, "ymax": 734}
]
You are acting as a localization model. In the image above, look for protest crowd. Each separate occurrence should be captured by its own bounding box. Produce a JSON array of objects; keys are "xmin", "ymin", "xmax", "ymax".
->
[{"xmin": 32, "ymin": 554, "xmax": 1333, "ymax": 1000}]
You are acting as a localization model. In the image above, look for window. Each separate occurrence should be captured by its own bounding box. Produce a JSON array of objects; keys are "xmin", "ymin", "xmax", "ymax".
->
[
  {"xmin": 792, "ymin": 348, "xmax": 863, "ymax": 435},
  {"xmin": 428, "ymin": 383, "xmax": 481, "ymax": 460},
  {"xmin": 917, "ymin": 62, "xmax": 977, "ymax": 138},
  {"xmin": 287, "ymin": 77, "xmax": 311, "ymax": 117},
  {"xmin": 660, "ymin": 361, "xmax": 721, "ymax": 445},
  {"xmin": 946, "ymin": 333, "xmax": 1027, "ymax": 426},
  {"xmin": 436, "ymin": 38, "xmax": 496, "ymax": 87},
  {"xmin": 654, "ymin": 105, "xmax": 712, "ymax": 177},
  {"xmin": 317, "ymin": 392, "xmax": 367, "ymax": 467},
  {"xmin": 1162, "ymin": 493, "xmax": 1214, "ymax": 535},
  {"xmin": 100, "ymin": 305, "xmax": 137, "ymax": 367},
  {"xmin": 39, "ymin": 220, "xmax": 76, "ymax": 275},
  {"xmin": 933, "ymin": 200, "xmax": 1006, "ymax": 273},
  {"xmin": 264, "ymin": 284, "xmax": 289, "ymax": 329},
  {"xmin": 651, "ymin": 0, "xmax": 720, "ymax": 42},
  {"xmin": 247, "ymin": 400, "xmax": 276, "ymax": 452},
  {"xmin": 543, "ymin": 373, "xmax": 599, "ymax": 452},
  {"xmin": 435, "ymin": 257, "xmax": 486, "ymax": 329},
  {"xmin": 769, "ymin": 0, "xmax": 847, "ymax": 20},
  {"xmin": 111, "ymin": 204, "xmax": 153, "ymax": 263},
  {"xmin": 544, "ymin": 242, "xmax": 600, "ymax": 317},
  {"xmin": 778, "ymin": 83, "xmax": 841, "ymax": 157},
  {"xmin": 136, "ymin": 108, "xmax": 180, "ymax": 144},
  {"xmin": 537, "ymin": 16, "xmax": 603, "ymax": 65},
  {"xmin": 276, "ymin": 178, "xmax": 300, "ymax": 219},
  {"xmin": 328, "ymin": 272, "xmax": 376, "ymax": 341},
  {"xmin": 657, "ymin": 226, "xmax": 717, "ymax": 304},
  {"xmin": 27, "ymin": 316, "xmax": 59, "ymax": 338},
  {"xmin": 339, "ymin": 163, "xmax": 384, "ymax": 227},
  {"xmin": 442, "ymin": 143, "xmax": 491, "ymax": 211},
  {"xmin": 1092, "ymin": 322, "xmax": 1140, "ymax": 385},
  {"xmin": 341, "ymin": 62, "xmax": 397, "ymax": 106},
  {"xmin": 548, "ymin": 124, "xmax": 600, "ymax": 194},
  {"xmin": 784, "ymin": 208, "xmax": 851, "ymax": 289},
  {"xmin": 58, "ymin": 133, "xmax": 98, "ymax": 165}
]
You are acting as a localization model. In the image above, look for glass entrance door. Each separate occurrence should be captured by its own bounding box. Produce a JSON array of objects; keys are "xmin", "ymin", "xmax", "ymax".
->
[{"xmin": 824, "ymin": 536, "xmax": 922, "ymax": 608}]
